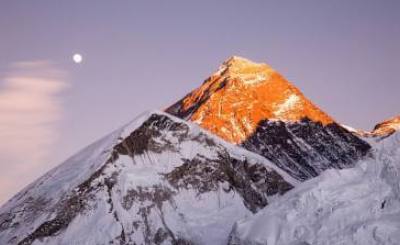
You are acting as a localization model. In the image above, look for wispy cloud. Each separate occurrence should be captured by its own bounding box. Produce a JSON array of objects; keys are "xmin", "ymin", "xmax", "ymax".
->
[{"xmin": 0, "ymin": 61, "xmax": 68, "ymax": 204}]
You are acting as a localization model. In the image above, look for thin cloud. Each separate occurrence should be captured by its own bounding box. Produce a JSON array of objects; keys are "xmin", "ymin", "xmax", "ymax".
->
[{"xmin": 0, "ymin": 61, "xmax": 68, "ymax": 205}]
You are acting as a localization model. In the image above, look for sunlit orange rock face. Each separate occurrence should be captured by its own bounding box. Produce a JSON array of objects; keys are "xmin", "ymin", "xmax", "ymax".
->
[
  {"xmin": 372, "ymin": 115, "xmax": 400, "ymax": 137},
  {"xmin": 167, "ymin": 56, "xmax": 334, "ymax": 144}
]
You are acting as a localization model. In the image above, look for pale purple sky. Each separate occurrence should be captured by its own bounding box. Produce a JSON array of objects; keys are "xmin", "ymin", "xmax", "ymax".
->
[{"xmin": 0, "ymin": 0, "xmax": 399, "ymax": 204}]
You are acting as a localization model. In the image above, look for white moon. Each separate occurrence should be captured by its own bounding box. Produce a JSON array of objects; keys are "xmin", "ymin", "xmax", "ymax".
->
[{"xmin": 73, "ymin": 53, "xmax": 83, "ymax": 64}]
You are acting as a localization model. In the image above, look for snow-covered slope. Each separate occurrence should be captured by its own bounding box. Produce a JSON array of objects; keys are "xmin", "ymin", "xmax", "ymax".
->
[
  {"xmin": 0, "ymin": 111, "xmax": 295, "ymax": 245},
  {"xmin": 168, "ymin": 56, "xmax": 371, "ymax": 181},
  {"xmin": 229, "ymin": 132, "xmax": 400, "ymax": 245}
]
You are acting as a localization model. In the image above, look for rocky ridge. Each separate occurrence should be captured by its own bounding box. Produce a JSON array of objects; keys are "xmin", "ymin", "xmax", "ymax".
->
[{"xmin": 0, "ymin": 111, "xmax": 295, "ymax": 245}]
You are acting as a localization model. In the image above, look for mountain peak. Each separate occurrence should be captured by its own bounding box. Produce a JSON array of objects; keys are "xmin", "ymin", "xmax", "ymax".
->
[
  {"xmin": 167, "ymin": 56, "xmax": 334, "ymax": 143},
  {"xmin": 222, "ymin": 55, "xmax": 266, "ymax": 68},
  {"xmin": 223, "ymin": 55, "xmax": 250, "ymax": 64},
  {"xmin": 372, "ymin": 115, "xmax": 400, "ymax": 136},
  {"xmin": 215, "ymin": 56, "xmax": 275, "ymax": 86}
]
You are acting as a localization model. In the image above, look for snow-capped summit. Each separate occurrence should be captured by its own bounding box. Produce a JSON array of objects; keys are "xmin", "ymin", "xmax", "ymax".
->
[
  {"xmin": 167, "ymin": 56, "xmax": 333, "ymax": 144},
  {"xmin": 168, "ymin": 57, "xmax": 371, "ymax": 180},
  {"xmin": 215, "ymin": 56, "xmax": 276, "ymax": 84}
]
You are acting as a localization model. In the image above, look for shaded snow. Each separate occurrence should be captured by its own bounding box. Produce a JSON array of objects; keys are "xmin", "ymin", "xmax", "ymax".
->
[{"xmin": 230, "ymin": 132, "xmax": 400, "ymax": 245}]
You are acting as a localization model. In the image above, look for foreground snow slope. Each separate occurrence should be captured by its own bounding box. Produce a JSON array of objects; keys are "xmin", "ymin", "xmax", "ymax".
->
[
  {"xmin": 229, "ymin": 132, "xmax": 400, "ymax": 245},
  {"xmin": 0, "ymin": 111, "xmax": 295, "ymax": 245}
]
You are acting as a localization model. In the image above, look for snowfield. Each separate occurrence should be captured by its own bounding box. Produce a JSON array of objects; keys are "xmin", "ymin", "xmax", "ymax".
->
[{"xmin": 229, "ymin": 132, "xmax": 400, "ymax": 245}]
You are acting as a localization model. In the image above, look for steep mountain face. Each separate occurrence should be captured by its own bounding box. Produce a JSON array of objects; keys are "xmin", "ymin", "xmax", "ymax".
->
[
  {"xmin": 241, "ymin": 119, "xmax": 371, "ymax": 180},
  {"xmin": 167, "ymin": 56, "xmax": 371, "ymax": 180},
  {"xmin": 167, "ymin": 56, "xmax": 333, "ymax": 144},
  {"xmin": 229, "ymin": 131, "xmax": 400, "ymax": 245},
  {"xmin": 0, "ymin": 111, "xmax": 295, "ymax": 245}
]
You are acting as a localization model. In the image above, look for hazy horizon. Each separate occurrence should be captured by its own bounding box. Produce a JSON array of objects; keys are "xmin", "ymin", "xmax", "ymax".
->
[{"xmin": 0, "ymin": 0, "xmax": 399, "ymax": 204}]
